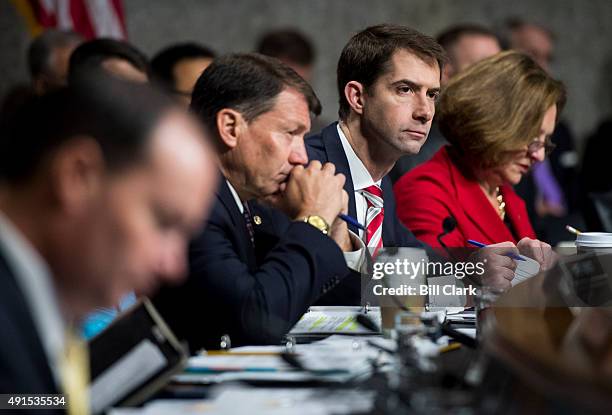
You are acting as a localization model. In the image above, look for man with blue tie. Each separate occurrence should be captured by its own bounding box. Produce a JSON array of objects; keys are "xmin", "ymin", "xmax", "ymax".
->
[{"xmin": 153, "ymin": 53, "xmax": 363, "ymax": 351}]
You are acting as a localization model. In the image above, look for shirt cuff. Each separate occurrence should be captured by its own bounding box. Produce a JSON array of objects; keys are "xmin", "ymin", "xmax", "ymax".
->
[{"xmin": 343, "ymin": 230, "xmax": 366, "ymax": 272}]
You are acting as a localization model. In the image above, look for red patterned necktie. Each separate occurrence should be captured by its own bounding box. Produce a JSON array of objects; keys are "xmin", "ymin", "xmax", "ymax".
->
[{"xmin": 361, "ymin": 184, "xmax": 384, "ymax": 255}]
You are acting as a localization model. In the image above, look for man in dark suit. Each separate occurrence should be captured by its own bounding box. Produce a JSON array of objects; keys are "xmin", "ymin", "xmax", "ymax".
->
[
  {"xmin": 307, "ymin": 24, "xmax": 528, "ymax": 295},
  {"xmin": 153, "ymin": 54, "xmax": 360, "ymax": 351},
  {"xmin": 0, "ymin": 77, "xmax": 216, "ymax": 411},
  {"xmin": 307, "ymin": 24, "xmax": 446, "ymax": 248}
]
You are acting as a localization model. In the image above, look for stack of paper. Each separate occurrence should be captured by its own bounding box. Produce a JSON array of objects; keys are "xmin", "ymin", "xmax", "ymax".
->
[{"xmin": 512, "ymin": 256, "xmax": 541, "ymax": 286}]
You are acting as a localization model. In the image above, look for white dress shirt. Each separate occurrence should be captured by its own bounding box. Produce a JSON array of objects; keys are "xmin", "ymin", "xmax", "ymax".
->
[
  {"xmin": 226, "ymin": 180, "xmax": 245, "ymax": 214},
  {"xmin": 0, "ymin": 211, "xmax": 65, "ymax": 385},
  {"xmin": 337, "ymin": 124, "xmax": 383, "ymax": 244}
]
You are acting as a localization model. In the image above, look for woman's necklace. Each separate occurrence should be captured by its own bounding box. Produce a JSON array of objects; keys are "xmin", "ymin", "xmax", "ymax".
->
[{"xmin": 496, "ymin": 187, "xmax": 506, "ymax": 220}]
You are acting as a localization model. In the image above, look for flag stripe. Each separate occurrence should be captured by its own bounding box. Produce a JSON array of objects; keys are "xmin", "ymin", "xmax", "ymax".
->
[{"xmin": 14, "ymin": 0, "xmax": 126, "ymax": 40}]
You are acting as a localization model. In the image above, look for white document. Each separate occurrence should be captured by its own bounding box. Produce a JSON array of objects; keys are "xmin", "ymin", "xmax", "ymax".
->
[
  {"xmin": 212, "ymin": 387, "xmax": 375, "ymax": 415},
  {"xmin": 110, "ymin": 388, "xmax": 375, "ymax": 415},
  {"xmin": 512, "ymin": 255, "xmax": 541, "ymax": 286}
]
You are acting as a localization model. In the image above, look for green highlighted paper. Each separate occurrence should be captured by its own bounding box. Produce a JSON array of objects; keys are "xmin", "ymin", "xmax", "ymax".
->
[{"xmin": 291, "ymin": 306, "xmax": 381, "ymax": 335}]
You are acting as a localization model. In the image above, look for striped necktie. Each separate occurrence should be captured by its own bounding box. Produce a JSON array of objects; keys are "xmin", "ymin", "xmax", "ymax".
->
[{"xmin": 361, "ymin": 184, "xmax": 384, "ymax": 255}]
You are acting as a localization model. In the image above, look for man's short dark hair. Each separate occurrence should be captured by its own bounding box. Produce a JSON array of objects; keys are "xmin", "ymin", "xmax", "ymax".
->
[
  {"xmin": 337, "ymin": 24, "xmax": 447, "ymax": 120},
  {"xmin": 256, "ymin": 29, "xmax": 315, "ymax": 66},
  {"xmin": 0, "ymin": 76, "xmax": 175, "ymax": 184},
  {"xmin": 28, "ymin": 29, "xmax": 83, "ymax": 80},
  {"xmin": 436, "ymin": 24, "xmax": 500, "ymax": 52},
  {"xmin": 68, "ymin": 38, "xmax": 150, "ymax": 83},
  {"xmin": 190, "ymin": 53, "xmax": 321, "ymax": 142},
  {"xmin": 151, "ymin": 42, "xmax": 216, "ymax": 91}
]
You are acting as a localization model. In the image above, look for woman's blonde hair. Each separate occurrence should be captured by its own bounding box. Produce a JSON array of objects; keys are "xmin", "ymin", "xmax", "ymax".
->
[{"xmin": 438, "ymin": 50, "xmax": 566, "ymax": 171}]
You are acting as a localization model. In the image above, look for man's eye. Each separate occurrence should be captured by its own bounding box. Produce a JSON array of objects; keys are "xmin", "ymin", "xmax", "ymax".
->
[
  {"xmin": 397, "ymin": 86, "xmax": 413, "ymax": 94},
  {"xmin": 153, "ymin": 207, "xmax": 176, "ymax": 230},
  {"xmin": 428, "ymin": 91, "xmax": 440, "ymax": 101},
  {"xmin": 156, "ymin": 215, "xmax": 174, "ymax": 230}
]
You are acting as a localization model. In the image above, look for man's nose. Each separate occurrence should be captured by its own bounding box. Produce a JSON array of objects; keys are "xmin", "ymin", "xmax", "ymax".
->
[
  {"xmin": 288, "ymin": 137, "xmax": 308, "ymax": 165},
  {"xmin": 413, "ymin": 95, "xmax": 434, "ymax": 124},
  {"xmin": 155, "ymin": 238, "xmax": 188, "ymax": 283}
]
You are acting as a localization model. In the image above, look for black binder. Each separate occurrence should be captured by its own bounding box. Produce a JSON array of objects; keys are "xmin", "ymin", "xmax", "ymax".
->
[{"xmin": 88, "ymin": 298, "xmax": 188, "ymax": 414}]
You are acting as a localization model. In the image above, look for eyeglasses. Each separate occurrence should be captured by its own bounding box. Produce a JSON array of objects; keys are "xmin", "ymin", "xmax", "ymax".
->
[{"xmin": 527, "ymin": 137, "xmax": 556, "ymax": 155}]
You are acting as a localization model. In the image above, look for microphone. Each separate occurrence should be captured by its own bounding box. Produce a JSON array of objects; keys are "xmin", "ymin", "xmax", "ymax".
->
[{"xmin": 437, "ymin": 216, "xmax": 457, "ymax": 260}]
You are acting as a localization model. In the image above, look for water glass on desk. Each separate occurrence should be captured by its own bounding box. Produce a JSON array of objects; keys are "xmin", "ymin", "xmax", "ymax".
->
[{"xmin": 474, "ymin": 286, "xmax": 505, "ymax": 337}]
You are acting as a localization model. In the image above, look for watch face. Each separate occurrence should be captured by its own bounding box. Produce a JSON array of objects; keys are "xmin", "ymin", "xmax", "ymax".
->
[
  {"xmin": 309, "ymin": 216, "xmax": 325, "ymax": 229},
  {"xmin": 307, "ymin": 216, "xmax": 329, "ymax": 233}
]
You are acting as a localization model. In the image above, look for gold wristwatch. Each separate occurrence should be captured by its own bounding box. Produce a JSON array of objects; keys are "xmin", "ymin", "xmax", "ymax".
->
[{"xmin": 303, "ymin": 215, "xmax": 330, "ymax": 235}]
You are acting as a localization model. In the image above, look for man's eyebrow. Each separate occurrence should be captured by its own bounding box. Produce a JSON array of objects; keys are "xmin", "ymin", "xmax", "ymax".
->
[{"xmin": 391, "ymin": 79, "xmax": 440, "ymax": 93}]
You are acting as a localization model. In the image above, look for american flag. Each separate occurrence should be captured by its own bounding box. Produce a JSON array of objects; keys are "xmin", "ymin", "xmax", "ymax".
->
[{"xmin": 13, "ymin": 0, "xmax": 127, "ymax": 39}]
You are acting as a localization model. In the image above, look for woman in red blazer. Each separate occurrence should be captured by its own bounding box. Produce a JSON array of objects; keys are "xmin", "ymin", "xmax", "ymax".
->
[{"xmin": 394, "ymin": 51, "xmax": 566, "ymax": 249}]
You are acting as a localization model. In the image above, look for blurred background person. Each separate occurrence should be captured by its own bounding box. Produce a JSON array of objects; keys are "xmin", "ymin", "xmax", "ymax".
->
[
  {"xmin": 394, "ymin": 51, "xmax": 563, "ymax": 271},
  {"xmin": 1, "ymin": 29, "xmax": 83, "ymax": 127},
  {"xmin": 68, "ymin": 38, "xmax": 149, "ymax": 84},
  {"xmin": 389, "ymin": 24, "xmax": 502, "ymax": 182},
  {"xmin": 0, "ymin": 77, "xmax": 216, "ymax": 409},
  {"xmin": 256, "ymin": 28, "xmax": 330, "ymax": 133},
  {"xmin": 439, "ymin": 24, "xmax": 502, "ymax": 84},
  {"xmin": 151, "ymin": 42, "xmax": 216, "ymax": 106},
  {"xmin": 507, "ymin": 18, "xmax": 583, "ymax": 244},
  {"xmin": 256, "ymin": 28, "xmax": 315, "ymax": 83},
  {"xmin": 29, "ymin": 29, "xmax": 83, "ymax": 94}
]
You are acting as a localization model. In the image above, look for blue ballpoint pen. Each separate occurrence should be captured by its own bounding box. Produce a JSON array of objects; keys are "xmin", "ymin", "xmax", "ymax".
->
[
  {"xmin": 467, "ymin": 239, "xmax": 525, "ymax": 261},
  {"xmin": 338, "ymin": 213, "xmax": 366, "ymax": 231}
]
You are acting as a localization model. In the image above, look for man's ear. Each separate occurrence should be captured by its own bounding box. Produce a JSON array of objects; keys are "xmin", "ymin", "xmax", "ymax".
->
[
  {"xmin": 344, "ymin": 81, "xmax": 366, "ymax": 115},
  {"xmin": 49, "ymin": 137, "xmax": 105, "ymax": 215},
  {"xmin": 216, "ymin": 109, "xmax": 245, "ymax": 149}
]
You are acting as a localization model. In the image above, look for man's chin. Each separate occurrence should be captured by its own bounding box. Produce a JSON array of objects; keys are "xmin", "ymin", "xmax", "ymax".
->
[{"xmin": 399, "ymin": 141, "xmax": 424, "ymax": 156}]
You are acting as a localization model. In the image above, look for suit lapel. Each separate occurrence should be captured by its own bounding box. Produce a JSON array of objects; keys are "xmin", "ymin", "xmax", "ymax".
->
[
  {"xmin": 216, "ymin": 179, "xmax": 257, "ymax": 269},
  {"xmin": 321, "ymin": 123, "xmax": 358, "ymax": 232},
  {"xmin": 380, "ymin": 177, "xmax": 397, "ymax": 246},
  {"xmin": 0, "ymin": 251, "xmax": 59, "ymax": 393}
]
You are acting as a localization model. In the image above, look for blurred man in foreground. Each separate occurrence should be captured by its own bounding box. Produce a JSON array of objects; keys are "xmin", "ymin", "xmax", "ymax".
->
[{"xmin": 0, "ymin": 76, "xmax": 216, "ymax": 412}]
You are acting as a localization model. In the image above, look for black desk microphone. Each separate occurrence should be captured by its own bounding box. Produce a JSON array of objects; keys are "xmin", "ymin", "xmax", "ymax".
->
[
  {"xmin": 437, "ymin": 216, "xmax": 457, "ymax": 251},
  {"xmin": 436, "ymin": 215, "xmax": 459, "ymax": 262}
]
